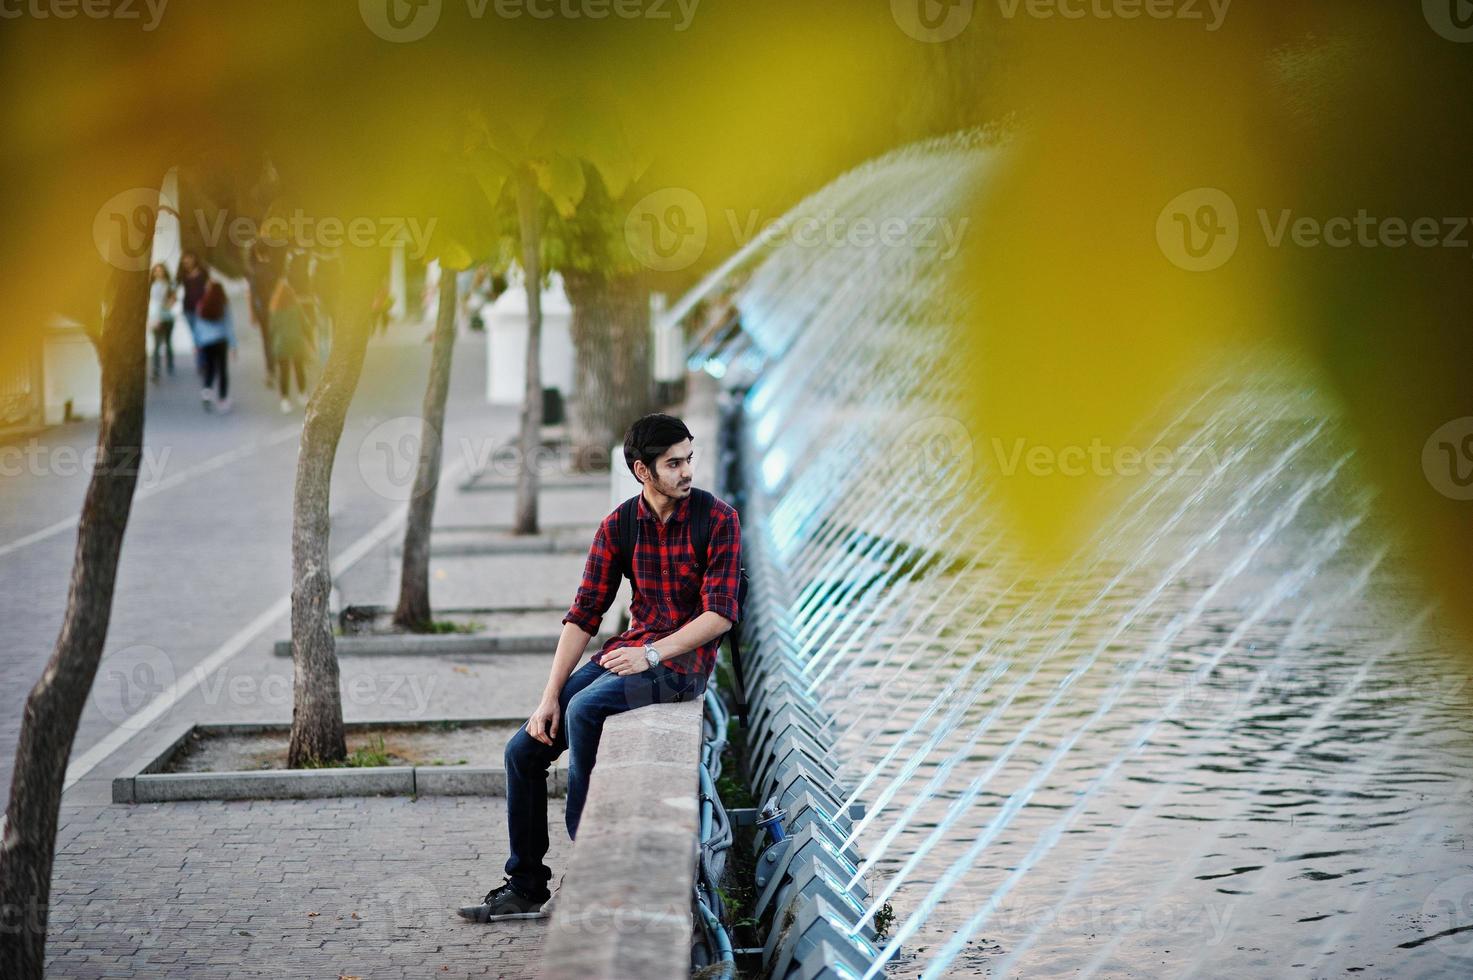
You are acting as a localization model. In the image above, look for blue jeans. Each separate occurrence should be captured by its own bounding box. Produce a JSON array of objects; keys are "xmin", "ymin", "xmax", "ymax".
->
[
  {"xmin": 184, "ymin": 312, "xmax": 203, "ymax": 377},
  {"xmin": 502, "ymin": 658, "xmax": 707, "ymax": 899}
]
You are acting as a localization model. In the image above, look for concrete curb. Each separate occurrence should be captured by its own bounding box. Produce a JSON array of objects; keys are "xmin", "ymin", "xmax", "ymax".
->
[
  {"xmin": 392, "ymin": 528, "xmax": 594, "ymax": 557},
  {"xmin": 340, "ymin": 603, "xmax": 570, "ymax": 622},
  {"xmin": 271, "ymin": 631, "xmax": 609, "ymax": 658},
  {"xmin": 112, "ymin": 718, "xmax": 565, "ymax": 804},
  {"xmin": 458, "ymin": 474, "xmax": 609, "ymax": 492}
]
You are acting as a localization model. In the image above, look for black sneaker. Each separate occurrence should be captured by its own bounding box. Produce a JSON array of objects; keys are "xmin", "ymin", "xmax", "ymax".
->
[{"xmin": 456, "ymin": 876, "xmax": 548, "ymax": 923}]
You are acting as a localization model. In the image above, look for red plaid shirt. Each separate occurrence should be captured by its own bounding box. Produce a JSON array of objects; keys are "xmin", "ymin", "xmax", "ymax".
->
[{"xmin": 562, "ymin": 489, "xmax": 741, "ymax": 677}]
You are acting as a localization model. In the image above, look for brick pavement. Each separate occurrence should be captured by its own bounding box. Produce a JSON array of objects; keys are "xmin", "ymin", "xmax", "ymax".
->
[{"xmin": 45, "ymin": 796, "xmax": 567, "ymax": 979}]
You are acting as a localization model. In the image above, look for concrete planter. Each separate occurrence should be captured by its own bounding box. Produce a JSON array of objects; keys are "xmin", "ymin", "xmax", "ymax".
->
[
  {"xmin": 112, "ymin": 718, "xmax": 563, "ymax": 804},
  {"xmin": 457, "ymin": 474, "xmax": 609, "ymax": 492},
  {"xmin": 391, "ymin": 524, "xmax": 597, "ymax": 557},
  {"xmin": 271, "ymin": 630, "xmax": 603, "ymax": 658}
]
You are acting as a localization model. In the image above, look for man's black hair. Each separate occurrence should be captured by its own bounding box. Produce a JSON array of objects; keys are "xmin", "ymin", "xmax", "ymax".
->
[{"xmin": 624, "ymin": 413, "xmax": 694, "ymax": 484}]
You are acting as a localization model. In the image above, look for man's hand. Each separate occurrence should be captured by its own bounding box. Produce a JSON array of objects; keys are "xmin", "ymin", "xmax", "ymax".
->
[
  {"xmin": 526, "ymin": 696, "xmax": 560, "ymax": 746},
  {"xmin": 602, "ymin": 645, "xmax": 651, "ymax": 677}
]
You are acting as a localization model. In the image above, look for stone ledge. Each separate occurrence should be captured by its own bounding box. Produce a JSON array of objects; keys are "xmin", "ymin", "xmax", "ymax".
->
[{"xmin": 541, "ymin": 698, "xmax": 704, "ymax": 980}]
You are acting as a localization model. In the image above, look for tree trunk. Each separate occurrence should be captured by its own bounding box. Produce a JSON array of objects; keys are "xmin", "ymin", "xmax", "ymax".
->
[
  {"xmin": 392, "ymin": 270, "xmax": 458, "ymax": 631},
  {"xmin": 512, "ymin": 168, "xmax": 543, "ymax": 536},
  {"xmin": 564, "ymin": 270, "xmax": 654, "ymax": 473},
  {"xmin": 0, "ymin": 254, "xmax": 153, "ymax": 979},
  {"xmin": 286, "ymin": 250, "xmax": 376, "ymax": 768}
]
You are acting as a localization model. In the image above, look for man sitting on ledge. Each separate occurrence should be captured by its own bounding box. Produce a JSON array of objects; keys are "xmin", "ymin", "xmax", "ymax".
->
[{"xmin": 458, "ymin": 412, "xmax": 742, "ymax": 922}]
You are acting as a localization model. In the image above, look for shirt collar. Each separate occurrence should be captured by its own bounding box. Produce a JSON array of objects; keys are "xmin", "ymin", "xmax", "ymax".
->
[{"xmin": 636, "ymin": 489, "xmax": 692, "ymax": 525}]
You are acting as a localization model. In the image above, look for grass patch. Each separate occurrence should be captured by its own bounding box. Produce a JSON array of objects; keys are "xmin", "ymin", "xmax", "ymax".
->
[
  {"xmin": 423, "ymin": 619, "xmax": 481, "ymax": 634},
  {"xmin": 300, "ymin": 735, "xmax": 393, "ymax": 769}
]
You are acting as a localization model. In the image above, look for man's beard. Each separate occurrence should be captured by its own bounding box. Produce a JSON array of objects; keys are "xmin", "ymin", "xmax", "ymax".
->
[{"xmin": 657, "ymin": 476, "xmax": 690, "ymax": 497}]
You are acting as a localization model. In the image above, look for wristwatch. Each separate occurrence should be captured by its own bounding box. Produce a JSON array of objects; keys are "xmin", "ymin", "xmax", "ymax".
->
[{"xmin": 643, "ymin": 644, "xmax": 661, "ymax": 668}]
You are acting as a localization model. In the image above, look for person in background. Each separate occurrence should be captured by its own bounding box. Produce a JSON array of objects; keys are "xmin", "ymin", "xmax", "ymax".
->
[
  {"xmin": 465, "ymin": 266, "xmax": 502, "ymax": 332},
  {"xmin": 176, "ymin": 251, "xmax": 209, "ymax": 378},
  {"xmin": 147, "ymin": 264, "xmax": 177, "ymax": 383},
  {"xmin": 310, "ymin": 249, "xmax": 340, "ymax": 365},
  {"xmin": 268, "ymin": 253, "xmax": 315, "ymax": 412},
  {"xmin": 456, "ymin": 266, "xmax": 476, "ymax": 333},
  {"xmin": 248, "ymin": 240, "xmax": 287, "ymax": 389},
  {"xmin": 194, "ymin": 275, "xmax": 238, "ymax": 413}
]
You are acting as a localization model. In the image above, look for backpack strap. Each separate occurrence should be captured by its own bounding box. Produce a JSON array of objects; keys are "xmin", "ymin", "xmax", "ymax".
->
[
  {"xmin": 687, "ymin": 488, "xmax": 752, "ymax": 724},
  {"xmin": 688, "ymin": 487, "xmax": 716, "ymax": 570},
  {"xmin": 614, "ymin": 494, "xmax": 641, "ymax": 586}
]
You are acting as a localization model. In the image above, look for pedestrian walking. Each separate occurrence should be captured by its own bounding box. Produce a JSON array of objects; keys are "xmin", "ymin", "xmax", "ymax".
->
[
  {"xmin": 147, "ymin": 263, "xmax": 177, "ymax": 382},
  {"xmin": 195, "ymin": 276, "xmax": 238, "ymax": 413},
  {"xmin": 248, "ymin": 240, "xmax": 287, "ymax": 389},
  {"xmin": 310, "ymin": 249, "xmax": 340, "ymax": 365},
  {"xmin": 268, "ymin": 256, "xmax": 315, "ymax": 412},
  {"xmin": 176, "ymin": 251, "xmax": 209, "ymax": 378}
]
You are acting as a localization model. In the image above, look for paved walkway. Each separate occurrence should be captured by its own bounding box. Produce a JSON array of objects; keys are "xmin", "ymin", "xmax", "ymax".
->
[
  {"xmin": 47, "ymin": 797, "xmax": 569, "ymax": 980},
  {"xmin": 1, "ymin": 318, "xmax": 611, "ymax": 978}
]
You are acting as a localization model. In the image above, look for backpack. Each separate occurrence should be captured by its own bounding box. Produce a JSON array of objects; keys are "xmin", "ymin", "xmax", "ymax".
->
[
  {"xmin": 615, "ymin": 488, "xmax": 752, "ymax": 724},
  {"xmin": 198, "ymin": 280, "xmax": 227, "ymax": 320}
]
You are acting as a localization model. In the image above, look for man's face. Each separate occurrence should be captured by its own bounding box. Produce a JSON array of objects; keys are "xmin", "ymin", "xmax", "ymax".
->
[{"xmin": 645, "ymin": 439, "xmax": 694, "ymax": 498}]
